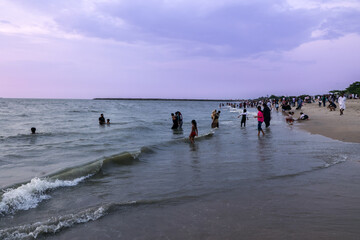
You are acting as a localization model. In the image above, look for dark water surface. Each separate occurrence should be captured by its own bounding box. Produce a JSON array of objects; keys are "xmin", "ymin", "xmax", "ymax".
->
[{"xmin": 0, "ymin": 99, "xmax": 359, "ymax": 239}]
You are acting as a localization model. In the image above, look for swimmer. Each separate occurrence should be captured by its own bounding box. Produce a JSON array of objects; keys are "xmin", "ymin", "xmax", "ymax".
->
[
  {"xmin": 31, "ymin": 127, "xmax": 36, "ymax": 134},
  {"xmin": 107, "ymin": 119, "xmax": 110, "ymax": 124}
]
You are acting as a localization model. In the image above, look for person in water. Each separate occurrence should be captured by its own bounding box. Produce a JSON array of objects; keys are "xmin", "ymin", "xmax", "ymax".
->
[
  {"xmin": 171, "ymin": 113, "xmax": 179, "ymax": 129},
  {"xmin": 211, "ymin": 110, "xmax": 220, "ymax": 128},
  {"xmin": 254, "ymin": 106, "xmax": 265, "ymax": 136},
  {"xmin": 189, "ymin": 120, "xmax": 198, "ymax": 144},
  {"xmin": 238, "ymin": 109, "xmax": 248, "ymax": 127},
  {"xmin": 107, "ymin": 119, "xmax": 110, "ymax": 124},
  {"xmin": 176, "ymin": 111, "xmax": 183, "ymax": 129},
  {"xmin": 262, "ymin": 103, "xmax": 271, "ymax": 128},
  {"xmin": 31, "ymin": 127, "xmax": 36, "ymax": 134},
  {"xmin": 99, "ymin": 114, "xmax": 105, "ymax": 125},
  {"xmin": 211, "ymin": 110, "xmax": 217, "ymax": 128}
]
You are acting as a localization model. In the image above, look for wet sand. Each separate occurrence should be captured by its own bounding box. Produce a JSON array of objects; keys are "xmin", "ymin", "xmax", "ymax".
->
[{"xmin": 290, "ymin": 99, "xmax": 360, "ymax": 143}]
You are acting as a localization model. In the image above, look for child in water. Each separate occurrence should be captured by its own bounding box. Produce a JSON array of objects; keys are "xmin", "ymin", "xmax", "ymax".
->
[
  {"xmin": 254, "ymin": 106, "xmax": 265, "ymax": 136},
  {"xmin": 238, "ymin": 109, "xmax": 248, "ymax": 127},
  {"xmin": 189, "ymin": 120, "xmax": 198, "ymax": 144}
]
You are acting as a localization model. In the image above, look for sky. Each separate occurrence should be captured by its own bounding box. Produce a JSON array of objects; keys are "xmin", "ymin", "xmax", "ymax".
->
[{"xmin": 0, "ymin": 0, "xmax": 359, "ymax": 99}]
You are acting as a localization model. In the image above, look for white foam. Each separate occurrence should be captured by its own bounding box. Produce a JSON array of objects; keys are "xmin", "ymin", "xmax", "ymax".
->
[
  {"xmin": 0, "ymin": 176, "xmax": 89, "ymax": 216},
  {"xmin": 0, "ymin": 205, "xmax": 107, "ymax": 240}
]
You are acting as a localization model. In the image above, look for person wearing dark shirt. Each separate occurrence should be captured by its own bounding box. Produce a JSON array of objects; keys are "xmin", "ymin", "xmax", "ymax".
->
[
  {"xmin": 99, "ymin": 114, "xmax": 105, "ymax": 125},
  {"xmin": 262, "ymin": 103, "xmax": 271, "ymax": 128}
]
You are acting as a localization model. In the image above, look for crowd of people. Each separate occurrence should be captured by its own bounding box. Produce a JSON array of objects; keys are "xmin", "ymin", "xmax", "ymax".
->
[{"xmin": 31, "ymin": 94, "xmax": 350, "ymax": 144}]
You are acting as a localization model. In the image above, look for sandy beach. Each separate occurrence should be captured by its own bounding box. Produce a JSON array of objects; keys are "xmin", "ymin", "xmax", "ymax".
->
[{"xmin": 290, "ymin": 99, "xmax": 360, "ymax": 143}]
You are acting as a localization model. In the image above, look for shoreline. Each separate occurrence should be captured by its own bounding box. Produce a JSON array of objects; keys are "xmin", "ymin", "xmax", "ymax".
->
[{"xmin": 287, "ymin": 99, "xmax": 360, "ymax": 143}]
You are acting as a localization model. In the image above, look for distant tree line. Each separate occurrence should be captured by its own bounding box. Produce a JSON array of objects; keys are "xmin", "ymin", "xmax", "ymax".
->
[{"xmin": 265, "ymin": 81, "xmax": 359, "ymax": 100}]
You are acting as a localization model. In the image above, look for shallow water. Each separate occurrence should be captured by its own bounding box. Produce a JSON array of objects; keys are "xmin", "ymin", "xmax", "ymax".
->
[{"xmin": 0, "ymin": 99, "xmax": 359, "ymax": 239}]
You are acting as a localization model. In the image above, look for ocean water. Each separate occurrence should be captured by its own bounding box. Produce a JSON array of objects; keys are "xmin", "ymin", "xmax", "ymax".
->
[{"xmin": 0, "ymin": 98, "xmax": 360, "ymax": 240}]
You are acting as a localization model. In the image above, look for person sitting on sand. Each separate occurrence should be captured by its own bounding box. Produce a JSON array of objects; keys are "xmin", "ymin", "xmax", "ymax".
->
[
  {"xmin": 189, "ymin": 120, "xmax": 198, "ymax": 144},
  {"xmin": 99, "ymin": 114, "xmax": 105, "ymax": 125},
  {"xmin": 298, "ymin": 112, "xmax": 309, "ymax": 120},
  {"xmin": 31, "ymin": 127, "xmax": 36, "ymax": 134}
]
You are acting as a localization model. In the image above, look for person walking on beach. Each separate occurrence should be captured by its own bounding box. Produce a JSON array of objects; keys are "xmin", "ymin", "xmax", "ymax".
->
[
  {"xmin": 255, "ymin": 106, "xmax": 265, "ymax": 136},
  {"xmin": 296, "ymin": 97, "xmax": 303, "ymax": 110},
  {"xmin": 262, "ymin": 103, "xmax": 271, "ymax": 128},
  {"xmin": 238, "ymin": 109, "xmax": 248, "ymax": 127},
  {"xmin": 189, "ymin": 120, "xmax": 198, "ymax": 144},
  {"xmin": 338, "ymin": 94, "xmax": 346, "ymax": 115}
]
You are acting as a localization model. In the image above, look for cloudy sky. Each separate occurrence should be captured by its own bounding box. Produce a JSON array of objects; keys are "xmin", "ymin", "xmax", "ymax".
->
[{"xmin": 0, "ymin": 0, "xmax": 359, "ymax": 99}]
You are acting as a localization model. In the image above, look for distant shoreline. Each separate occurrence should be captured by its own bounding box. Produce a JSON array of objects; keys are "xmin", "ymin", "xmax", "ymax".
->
[{"xmin": 93, "ymin": 98, "xmax": 242, "ymax": 102}]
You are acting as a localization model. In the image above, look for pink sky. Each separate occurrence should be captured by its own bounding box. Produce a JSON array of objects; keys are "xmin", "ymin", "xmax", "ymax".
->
[{"xmin": 0, "ymin": 0, "xmax": 359, "ymax": 99}]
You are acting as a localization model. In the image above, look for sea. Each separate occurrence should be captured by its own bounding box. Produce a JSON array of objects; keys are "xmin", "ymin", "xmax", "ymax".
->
[{"xmin": 0, "ymin": 98, "xmax": 359, "ymax": 240}]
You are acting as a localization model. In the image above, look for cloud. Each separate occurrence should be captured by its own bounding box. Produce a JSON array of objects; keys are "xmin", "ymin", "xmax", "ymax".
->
[{"xmin": 0, "ymin": 0, "xmax": 359, "ymax": 98}]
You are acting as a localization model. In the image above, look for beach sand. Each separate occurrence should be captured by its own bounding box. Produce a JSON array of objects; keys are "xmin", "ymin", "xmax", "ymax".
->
[{"xmin": 289, "ymin": 99, "xmax": 360, "ymax": 143}]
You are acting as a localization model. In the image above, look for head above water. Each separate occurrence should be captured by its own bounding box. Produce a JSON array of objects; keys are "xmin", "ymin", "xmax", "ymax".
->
[{"xmin": 31, "ymin": 127, "xmax": 36, "ymax": 134}]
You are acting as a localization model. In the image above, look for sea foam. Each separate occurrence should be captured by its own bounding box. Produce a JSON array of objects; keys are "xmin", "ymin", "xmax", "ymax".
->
[
  {"xmin": 0, "ymin": 205, "xmax": 107, "ymax": 240},
  {"xmin": 0, "ymin": 176, "xmax": 89, "ymax": 216}
]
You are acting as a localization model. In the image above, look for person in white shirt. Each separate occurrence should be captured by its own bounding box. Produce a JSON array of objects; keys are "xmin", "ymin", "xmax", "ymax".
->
[
  {"xmin": 338, "ymin": 94, "xmax": 346, "ymax": 115},
  {"xmin": 238, "ymin": 109, "xmax": 249, "ymax": 127}
]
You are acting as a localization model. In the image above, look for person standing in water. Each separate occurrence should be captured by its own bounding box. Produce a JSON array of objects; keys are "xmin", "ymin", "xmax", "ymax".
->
[
  {"xmin": 211, "ymin": 110, "xmax": 217, "ymax": 128},
  {"xmin": 262, "ymin": 103, "xmax": 271, "ymax": 128},
  {"xmin": 99, "ymin": 114, "xmax": 106, "ymax": 125},
  {"xmin": 171, "ymin": 113, "xmax": 179, "ymax": 129},
  {"xmin": 189, "ymin": 120, "xmax": 198, "ymax": 144},
  {"xmin": 255, "ymin": 106, "xmax": 265, "ymax": 136},
  {"xmin": 213, "ymin": 111, "xmax": 220, "ymax": 128},
  {"xmin": 238, "ymin": 109, "xmax": 248, "ymax": 127},
  {"xmin": 176, "ymin": 111, "xmax": 183, "ymax": 129}
]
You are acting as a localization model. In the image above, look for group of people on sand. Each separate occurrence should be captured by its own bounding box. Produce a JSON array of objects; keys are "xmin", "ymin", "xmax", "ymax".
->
[
  {"xmin": 285, "ymin": 112, "xmax": 309, "ymax": 125},
  {"xmin": 318, "ymin": 94, "xmax": 347, "ymax": 115}
]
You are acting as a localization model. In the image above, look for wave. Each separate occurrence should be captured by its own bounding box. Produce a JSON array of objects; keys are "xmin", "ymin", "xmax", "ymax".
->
[
  {"xmin": 0, "ymin": 148, "xmax": 153, "ymax": 216},
  {"xmin": 269, "ymin": 155, "xmax": 347, "ymax": 180},
  {"xmin": 0, "ymin": 176, "xmax": 90, "ymax": 216},
  {"xmin": 0, "ymin": 131, "xmax": 214, "ymax": 216},
  {"xmin": 0, "ymin": 194, "xmax": 205, "ymax": 239},
  {"xmin": 0, "ymin": 204, "xmax": 109, "ymax": 240}
]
